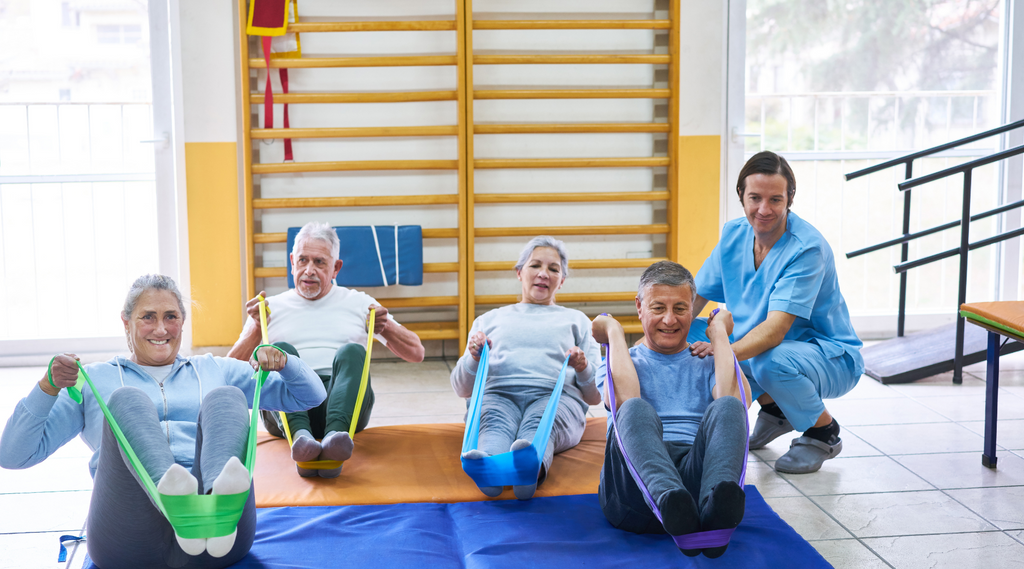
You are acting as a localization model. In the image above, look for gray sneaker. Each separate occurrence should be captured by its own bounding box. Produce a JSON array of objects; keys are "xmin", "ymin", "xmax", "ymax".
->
[
  {"xmin": 749, "ymin": 409, "xmax": 794, "ymax": 450},
  {"xmin": 774, "ymin": 436, "xmax": 842, "ymax": 474}
]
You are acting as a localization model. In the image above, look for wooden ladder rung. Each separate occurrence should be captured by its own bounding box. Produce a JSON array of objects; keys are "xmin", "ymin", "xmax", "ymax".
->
[
  {"xmin": 476, "ymin": 292, "xmax": 637, "ymax": 305},
  {"xmin": 474, "ymin": 157, "xmax": 670, "ymax": 169},
  {"xmin": 288, "ymin": 21, "xmax": 458, "ymax": 33},
  {"xmin": 253, "ymin": 195, "xmax": 458, "ymax": 209},
  {"xmin": 473, "ymin": 20, "xmax": 671, "ymax": 30},
  {"xmin": 474, "ymin": 191, "xmax": 668, "ymax": 204},
  {"xmin": 472, "ymin": 89, "xmax": 670, "ymax": 100},
  {"xmin": 249, "ymin": 91, "xmax": 457, "ymax": 104},
  {"xmin": 474, "ymin": 123, "xmax": 670, "ymax": 134},
  {"xmin": 404, "ymin": 321, "xmax": 460, "ymax": 341},
  {"xmin": 253, "ymin": 228, "xmax": 458, "ymax": 244},
  {"xmin": 475, "ymin": 224, "xmax": 669, "ymax": 237},
  {"xmin": 255, "ymin": 262, "xmax": 458, "ymax": 279},
  {"xmin": 250, "ymin": 55, "xmax": 458, "ymax": 68},
  {"xmin": 376, "ymin": 296, "xmax": 459, "ymax": 308},
  {"xmin": 475, "ymin": 258, "xmax": 666, "ymax": 271},
  {"xmin": 252, "ymin": 160, "xmax": 459, "ymax": 174},
  {"xmin": 252, "ymin": 126, "xmax": 459, "ymax": 139},
  {"xmin": 473, "ymin": 54, "xmax": 670, "ymax": 65}
]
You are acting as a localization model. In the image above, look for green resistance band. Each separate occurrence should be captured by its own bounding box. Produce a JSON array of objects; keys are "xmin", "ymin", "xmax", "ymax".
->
[{"xmin": 49, "ymin": 345, "xmax": 286, "ymax": 539}]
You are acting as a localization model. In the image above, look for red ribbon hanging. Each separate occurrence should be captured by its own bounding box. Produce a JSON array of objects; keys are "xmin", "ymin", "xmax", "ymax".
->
[{"xmin": 261, "ymin": 36, "xmax": 293, "ymax": 161}]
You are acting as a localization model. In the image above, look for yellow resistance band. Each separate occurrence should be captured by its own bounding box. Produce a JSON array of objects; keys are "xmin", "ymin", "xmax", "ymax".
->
[{"xmin": 268, "ymin": 298, "xmax": 375, "ymax": 470}]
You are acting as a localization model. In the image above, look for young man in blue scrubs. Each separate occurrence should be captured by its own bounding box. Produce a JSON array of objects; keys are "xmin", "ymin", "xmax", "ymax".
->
[{"xmin": 688, "ymin": 151, "xmax": 863, "ymax": 474}]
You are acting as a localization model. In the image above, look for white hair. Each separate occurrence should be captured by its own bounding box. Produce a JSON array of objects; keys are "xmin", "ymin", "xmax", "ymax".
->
[
  {"xmin": 293, "ymin": 221, "xmax": 340, "ymax": 260},
  {"xmin": 122, "ymin": 274, "xmax": 187, "ymax": 320},
  {"xmin": 514, "ymin": 236, "xmax": 570, "ymax": 277}
]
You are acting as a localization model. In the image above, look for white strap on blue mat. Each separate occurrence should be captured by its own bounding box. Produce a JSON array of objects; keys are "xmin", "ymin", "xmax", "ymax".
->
[{"xmin": 370, "ymin": 226, "xmax": 389, "ymax": 287}]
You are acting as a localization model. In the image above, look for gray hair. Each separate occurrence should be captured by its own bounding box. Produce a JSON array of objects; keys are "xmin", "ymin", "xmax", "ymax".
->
[
  {"xmin": 514, "ymin": 236, "xmax": 570, "ymax": 277},
  {"xmin": 637, "ymin": 261, "xmax": 695, "ymax": 302},
  {"xmin": 122, "ymin": 274, "xmax": 187, "ymax": 320},
  {"xmin": 293, "ymin": 221, "xmax": 340, "ymax": 260}
]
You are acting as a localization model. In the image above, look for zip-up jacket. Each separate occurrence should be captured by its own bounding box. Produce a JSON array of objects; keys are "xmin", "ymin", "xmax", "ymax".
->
[{"xmin": 0, "ymin": 353, "xmax": 326, "ymax": 477}]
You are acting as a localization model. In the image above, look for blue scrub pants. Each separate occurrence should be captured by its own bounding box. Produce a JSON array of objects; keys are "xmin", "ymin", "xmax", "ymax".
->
[{"xmin": 688, "ymin": 320, "xmax": 859, "ymax": 432}]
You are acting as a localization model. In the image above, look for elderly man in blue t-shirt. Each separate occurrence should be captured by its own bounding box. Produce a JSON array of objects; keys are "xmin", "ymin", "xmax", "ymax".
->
[
  {"xmin": 689, "ymin": 151, "xmax": 864, "ymax": 475},
  {"xmin": 593, "ymin": 261, "xmax": 750, "ymax": 559}
]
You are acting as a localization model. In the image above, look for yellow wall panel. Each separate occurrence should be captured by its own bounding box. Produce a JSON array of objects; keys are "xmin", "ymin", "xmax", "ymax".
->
[
  {"xmin": 185, "ymin": 142, "xmax": 242, "ymax": 346},
  {"xmin": 674, "ymin": 134, "xmax": 721, "ymax": 271},
  {"xmin": 675, "ymin": 135, "xmax": 720, "ymax": 317}
]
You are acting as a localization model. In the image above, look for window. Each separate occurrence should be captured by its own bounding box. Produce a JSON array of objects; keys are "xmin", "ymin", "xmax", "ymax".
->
[
  {"xmin": 743, "ymin": 0, "xmax": 1005, "ymax": 321},
  {"xmin": 0, "ymin": 3, "xmax": 157, "ymax": 344},
  {"xmin": 97, "ymin": 24, "xmax": 143, "ymax": 45}
]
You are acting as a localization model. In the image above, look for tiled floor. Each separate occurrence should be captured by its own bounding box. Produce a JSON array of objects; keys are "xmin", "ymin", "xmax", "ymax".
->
[{"xmin": 5, "ymin": 353, "xmax": 1024, "ymax": 568}]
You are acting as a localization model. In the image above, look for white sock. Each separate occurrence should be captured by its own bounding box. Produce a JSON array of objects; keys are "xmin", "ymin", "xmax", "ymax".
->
[
  {"xmin": 157, "ymin": 463, "xmax": 206, "ymax": 556},
  {"xmin": 206, "ymin": 456, "xmax": 249, "ymax": 558},
  {"xmin": 461, "ymin": 449, "xmax": 502, "ymax": 497},
  {"xmin": 511, "ymin": 439, "xmax": 538, "ymax": 500}
]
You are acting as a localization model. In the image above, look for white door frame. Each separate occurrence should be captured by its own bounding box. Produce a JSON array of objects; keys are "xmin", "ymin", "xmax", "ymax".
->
[
  {"xmin": 997, "ymin": 0, "xmax": 1023, "ymax": 302},
  {"xmin": 722, "ymin": 0, "xmax": 747, "ymax": 226},
  {"xmin": 149, "ymin": 0, "xmax": 192, "ymax": 352}
]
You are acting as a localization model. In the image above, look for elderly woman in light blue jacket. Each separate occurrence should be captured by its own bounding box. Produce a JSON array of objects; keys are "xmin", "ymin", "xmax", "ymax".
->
[{"xmin": 0, "ymin": 275, "xmax": 325, "ymax": 569}]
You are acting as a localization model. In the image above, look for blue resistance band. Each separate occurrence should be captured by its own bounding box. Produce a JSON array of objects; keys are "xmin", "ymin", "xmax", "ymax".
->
[{"xmin": 461, "ymin": 342, "xmax": 572, "ymax": 488}]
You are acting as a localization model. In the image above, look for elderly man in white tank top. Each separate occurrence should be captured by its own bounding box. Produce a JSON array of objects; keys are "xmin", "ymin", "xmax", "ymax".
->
[{"xmin": 228, "ymin": 221, "xmax": 425, "ymax": 478}]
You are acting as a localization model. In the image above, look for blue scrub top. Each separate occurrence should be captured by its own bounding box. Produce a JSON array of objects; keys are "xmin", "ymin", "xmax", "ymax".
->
[{"xmin": 693, "ymin": 211, "xmax": 864, "ymax": 374}]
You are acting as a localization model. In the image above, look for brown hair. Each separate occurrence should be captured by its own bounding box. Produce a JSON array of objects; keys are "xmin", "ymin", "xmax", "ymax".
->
[{"xmin": 736, "ymin": 151, "xmax": 796, "ymax": 208}]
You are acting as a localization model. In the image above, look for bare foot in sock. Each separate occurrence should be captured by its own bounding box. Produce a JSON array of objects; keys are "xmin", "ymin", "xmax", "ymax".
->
[
  {"xmin": 316, "ymin": 431, "xmax": 355, "ymax": 478},
  {"xmin": 510, "ymin": 439, "xmax": 538, "ymax": 500},
  {"xmin": 291, "ymin": 430, "xmax": 321, "ymax": 478},
  {"xmin": 461, "ymin": 449, "xmax": 502, "ymax": 497},
  {"xmin": 699, "ymin": 482, "xmax": 745, "ymax": 559},
  {"xmin": 320, "ymin": 431, "xmax": 354, "ymax": 462},
  {"xmin": 157, "ymin": 463, "xmax": 206, "ymax": 556},
  {"xmin": 658, "ymin": 487, "xmax": 702, "ymax": 557},
  {"xmin": 206, "ymin": 456, "xmax": 249, "ymax": 558}
]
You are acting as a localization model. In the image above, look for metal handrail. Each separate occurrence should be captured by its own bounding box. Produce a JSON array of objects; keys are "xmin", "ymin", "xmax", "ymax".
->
[
  {"xmin": 898, "ymin": 144, "xmax": 1024, "ymax": 190},
  {"xmin": 846, "ymin": 141, "xmax": 1024, "ymax": 384},
  {"xmin": 842, "ymin": 117, "xmax": 1024, "ymax": 358},
  {"xmin": 894, "ymin": 226, "xmax": 1024, "ymax": 274},
  {"xmin": 845, "ymin": 118, "xmax": 1024, "ymax": 181},
  {"xmin": 845, "ymin": 198, "xmax": 1024, "ymax": 259}
]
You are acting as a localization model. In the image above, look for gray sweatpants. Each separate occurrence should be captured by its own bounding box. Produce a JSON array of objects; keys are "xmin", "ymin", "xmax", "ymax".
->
[
  {"xmin": 86, "ymin": 386, "xmax": 256, "ymax": 569},
  {"xmin": 599, "ymin": 396, "xmax": 747, "ymax": 534},
  {"xmin": 477, "ymin": 385, "xmax": 589, "ymax": 483}
]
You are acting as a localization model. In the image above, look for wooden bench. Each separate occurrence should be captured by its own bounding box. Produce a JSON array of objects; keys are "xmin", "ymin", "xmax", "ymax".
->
[{"xmin": 960, "ymin": 301, "xmax": 1024, "ymax": 468}]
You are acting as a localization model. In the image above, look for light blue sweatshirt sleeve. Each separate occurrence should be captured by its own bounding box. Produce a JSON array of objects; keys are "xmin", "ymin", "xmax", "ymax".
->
[
  {"xmin": 0, "ymin": 383, "xmax": 88, "ymax": 470},
  {"xmin": 211, "ymin": 353, "xmax": 326, "ymax": 412}
]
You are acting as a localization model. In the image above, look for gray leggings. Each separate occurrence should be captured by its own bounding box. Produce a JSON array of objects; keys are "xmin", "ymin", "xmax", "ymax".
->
[
  {"xmin": 477, "ymin": 385, "xmax": 588, "ymax": 483},
  {"xmin": 87, "ymin": 386, "xmax": 256, "ymax": 569},
  {"xmin": 599, "ymin": 396, "xmax": 747, "ymax": 534}
]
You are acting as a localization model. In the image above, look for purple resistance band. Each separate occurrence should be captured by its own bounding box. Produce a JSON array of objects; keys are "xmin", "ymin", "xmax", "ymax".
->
[{"xmin": 603, "ymin": 310, "xmax": 750, "ymax": 550}]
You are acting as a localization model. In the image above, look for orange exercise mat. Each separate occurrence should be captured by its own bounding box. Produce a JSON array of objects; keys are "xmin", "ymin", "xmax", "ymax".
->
[{"xmin": 253, "ymin": 417, "xmax": 607, "ymax": 507}]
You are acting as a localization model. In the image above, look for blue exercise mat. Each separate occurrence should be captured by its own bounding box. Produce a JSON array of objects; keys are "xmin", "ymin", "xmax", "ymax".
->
[{"xmin": 82, "ymin": 488, "xmax": 829, "ymax": 568}]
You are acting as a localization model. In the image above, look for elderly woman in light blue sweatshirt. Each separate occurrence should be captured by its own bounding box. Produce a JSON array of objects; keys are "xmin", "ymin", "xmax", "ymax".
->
[
  {"xmin": 451, "ymin": 236, "xmax": 602, "ymax": 500},
  {"xmin": 0, "ymin": 275, "xmax": 325, "ymax": 569}
]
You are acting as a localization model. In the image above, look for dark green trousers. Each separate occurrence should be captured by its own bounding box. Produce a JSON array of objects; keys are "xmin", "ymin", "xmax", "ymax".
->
[{"xmin": 261, "ymin": 342, "xmax": 374, "ymax": 439}]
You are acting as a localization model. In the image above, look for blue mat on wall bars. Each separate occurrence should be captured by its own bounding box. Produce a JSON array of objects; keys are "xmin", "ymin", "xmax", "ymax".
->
[{"xmin": 85, "ymin": 488, "xmax": 828, "ymax": 568}]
